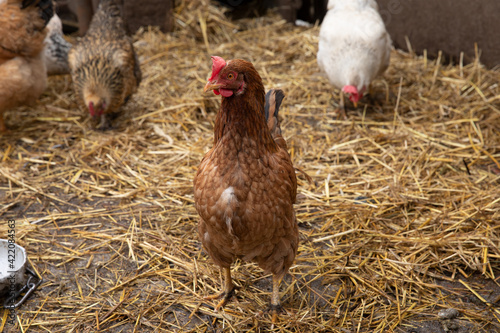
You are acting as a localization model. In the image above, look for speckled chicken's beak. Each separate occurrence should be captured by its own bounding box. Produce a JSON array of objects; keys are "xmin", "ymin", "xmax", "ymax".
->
[
  {"xmin": 204, "ymin": 81, "xmax": 221, "ymax": 93},
  {"xmin": 353, "ymin": 101, "xmax": 358, "ymax": 108}
]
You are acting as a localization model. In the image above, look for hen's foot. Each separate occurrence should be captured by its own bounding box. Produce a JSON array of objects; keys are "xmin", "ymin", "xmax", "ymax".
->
[
  {"xmin": 335, "ymin": 107, "xmax": 347, "ymax": 120},
  {"xmin": 331, "ymin": 91, "xmax": 347, "ymax": 120},
  {"xmin": 204, "ymin": 287, "xmax": 236, "ymax": 311},
  {"xmin": 267, "ymin": 303, "xmax": 284, "ymax": 324},
  {"xmin": 95, "ymin": 114, "xmax": 114, "ymax": 131}
]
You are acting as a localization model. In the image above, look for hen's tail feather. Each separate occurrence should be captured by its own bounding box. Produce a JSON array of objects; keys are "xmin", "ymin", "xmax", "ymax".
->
[
  {"xmin": 21, "ymin": 0, "xmax": 54, "ymax": 28},
  {"xmin": 265, "ymin": 89, "xmax": 289, "ymax": 150},
  {"xmin": 265, "ymin": 89, "xmax": 285, "ymax": 138},
  {"xmin": 265, "ymin": 90, "xmax": 313, "ymax": 186}
]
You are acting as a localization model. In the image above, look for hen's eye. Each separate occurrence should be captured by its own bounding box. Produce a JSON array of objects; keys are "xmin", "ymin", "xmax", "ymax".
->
[{"xmin": 227, "ymin": 73, "xmax": 234, "ymax": 79}]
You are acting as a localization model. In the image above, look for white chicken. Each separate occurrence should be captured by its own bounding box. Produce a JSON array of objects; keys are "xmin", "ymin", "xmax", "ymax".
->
[{"xmin": 317, "ymin": 0, "xmax": 391, "ymax": 113}]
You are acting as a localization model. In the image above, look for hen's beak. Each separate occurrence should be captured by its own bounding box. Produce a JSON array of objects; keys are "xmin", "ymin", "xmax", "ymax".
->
[
  {"xmin": 204, "ymin": 81, "xmax": 221, "ymax": 93},
  {"xmin": 353, "ymin": 101, "xmax": 358, "ymax": 108}
]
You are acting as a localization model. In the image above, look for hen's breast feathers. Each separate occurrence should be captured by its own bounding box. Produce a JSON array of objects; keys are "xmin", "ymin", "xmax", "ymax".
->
[
  {"xmin": 0, "ymin": 54, "xmax": 47, "ymax": 109},
  {"xmin": 0, "ymin": 0, "xmax": 52, "ymax": 131},
  {"xmin": 195, "ymin": 139, "xmax": 297, "ymax": 270}
]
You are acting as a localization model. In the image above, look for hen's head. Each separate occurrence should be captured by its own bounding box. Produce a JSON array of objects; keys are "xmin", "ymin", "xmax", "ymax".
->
[
  {"xmin": 83, "ymin": 88, "xmax": 110, "ymax": 117},
  {"xmin": 204, "ymin": 56, "xmax": 261, "ymax": 98}
]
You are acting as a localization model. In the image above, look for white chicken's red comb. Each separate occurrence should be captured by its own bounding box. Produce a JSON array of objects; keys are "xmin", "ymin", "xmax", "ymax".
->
[
  {"xmin": 342, "ymin": 85, "xmax": 358, "ymax": 94},
  {"xmin": 209, "ymin": 56, "xmax": 226, "ymax": 81}
]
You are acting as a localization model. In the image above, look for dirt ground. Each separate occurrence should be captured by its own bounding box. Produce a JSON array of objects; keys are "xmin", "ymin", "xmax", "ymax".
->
[{"xmin": 3, "ymin": 195, "xmax": 499, "ymax": 332}]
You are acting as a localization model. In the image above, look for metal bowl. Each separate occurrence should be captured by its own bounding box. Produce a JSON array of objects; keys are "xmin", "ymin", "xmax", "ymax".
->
[
  {"xmin": 0, "ymin": 239, "xmax": 28, "ymax": 295},
  {"xmin": 0, "ymin": 239, "xmax": 42, "ymax": 309}
]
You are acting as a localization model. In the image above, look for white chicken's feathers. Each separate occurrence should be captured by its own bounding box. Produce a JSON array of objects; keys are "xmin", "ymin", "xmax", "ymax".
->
[
  {"xmin": 318, "ymin": 0, "xmax": 391, "ymax": 93},
  {"xmin": 327, "ymin": 0, "xmax": 379, "ymax": 11}
]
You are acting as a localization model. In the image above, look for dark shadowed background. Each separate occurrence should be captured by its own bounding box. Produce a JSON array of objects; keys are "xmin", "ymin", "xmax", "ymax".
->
[
  {"xmin": 376, "ymin": 0, "xmax": 500, "ymax": 68},
  {"xmin": 56, "ymin": 0, "xmax": 499, "ymax": 67}
]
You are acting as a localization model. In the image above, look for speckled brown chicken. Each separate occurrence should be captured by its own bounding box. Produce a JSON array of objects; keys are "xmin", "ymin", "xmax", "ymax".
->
[
  {"xmin": 0, "ymin": 0, "xmax": 54, "ymax": 132},
  {"xmin": 68, "ymin": 0, "xmax": 141, "ymax": 129},
  {"xmin": 194, "ymin": 56, "xmax": 298, "ymax": 321}
]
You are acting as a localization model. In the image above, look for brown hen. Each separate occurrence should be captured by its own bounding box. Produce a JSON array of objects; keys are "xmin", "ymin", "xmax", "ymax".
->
[
  {"xmin": 0, "ymin": 0, "xmax": 54, "ymax": 132},
  {"xmin": 68, "ymin": 0, "xmax": 141, "ymax": 129},
  {"xmin": 194, "ymin": 56, "xmax": 298, "ymax": 321}
]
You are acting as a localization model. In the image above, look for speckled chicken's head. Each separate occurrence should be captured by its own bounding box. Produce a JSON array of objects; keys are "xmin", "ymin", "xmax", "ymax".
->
[
  {"xmin": 83, "ymin": 87, "xmax": 110, "ymax": 118},
  {"xmin": 204, "ymin": 56, "xmax": 258, "ymax": 98}
]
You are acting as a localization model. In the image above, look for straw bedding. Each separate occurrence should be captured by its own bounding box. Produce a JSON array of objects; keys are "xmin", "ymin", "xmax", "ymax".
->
[{"xmin": 1, "ymin": 0, "xmax": 499, "ymax": 332}]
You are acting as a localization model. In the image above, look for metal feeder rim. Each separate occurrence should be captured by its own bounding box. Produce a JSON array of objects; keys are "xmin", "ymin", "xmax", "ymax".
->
[{"xmin": 3, "ymin": 267, "xmax": 42, "ymax": 309}]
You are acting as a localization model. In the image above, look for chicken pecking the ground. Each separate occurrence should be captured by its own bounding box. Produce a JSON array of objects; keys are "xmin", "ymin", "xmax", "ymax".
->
[
  {"xmin": 317, "ymin": 0, "xmax": 391, "ymax": 117},
  {"xmin": 194, "ymin": 56, "xmax": 298, "ymax": 322},
  {"xmin": 68, "ymin": 0, "xmax": 141, "ymax": 130},
  {"xmin": 0, "ymin": 0, "xmax": 54, "ymax": 132}
]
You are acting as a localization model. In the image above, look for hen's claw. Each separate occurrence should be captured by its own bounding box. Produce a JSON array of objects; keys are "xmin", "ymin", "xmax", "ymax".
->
[
  {"xmin": 267, "ymin": 303, "xmax": 284, "ymax": 324},
  {"xmin": 204, "ymin": 287, "xmax": 236, "ymax": 311}
]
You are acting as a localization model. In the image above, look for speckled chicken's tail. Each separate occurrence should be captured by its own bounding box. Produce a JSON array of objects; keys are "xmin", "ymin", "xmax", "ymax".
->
[
  {"xmin": 265, "ymin": 89, "xmax": 286, "ymax": 148},
  {"xmin": 95, "ymin": 0, "xmax": 122, "ymax": 20}
]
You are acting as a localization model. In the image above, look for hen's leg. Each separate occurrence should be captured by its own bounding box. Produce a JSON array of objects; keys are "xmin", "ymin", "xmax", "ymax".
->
[
  {"xmin": 367, "ymin": 84, "xmax": 377, "ymax": 106},
  {"xmin": 269, "ymin": 274, "xmax": 284, "ymax": 323},
  {"xmin": 97, "ymin": 114, "xmax": 112, "ymax": 130},
  {"xmin": 382, "ymin": 80, "xmax": 390, "ymax": 104},
  {"xmin": 205, "ymin": 267, "xmax": 235, "ymax": 311},
  {"xmin": 338, "ymin": 90, "xmax": 347, "ymax": 119},
  {"xmin": 368, "ymin": 80, "xmax": 390, "ymax": 106}
]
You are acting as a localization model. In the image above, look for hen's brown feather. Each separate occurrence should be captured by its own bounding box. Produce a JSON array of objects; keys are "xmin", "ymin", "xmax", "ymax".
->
[
  {"xmin": 0, "ymin": 0, "xmax": 54, "ymax": 131},
  {"xmin": 194, "ymin": 60, "xmax": 298, "ymax": 281},
  {"xmin": 68, "ymin": 0, "xmax": 141, "ymax": 126},
  {"xmin": 0, "ymin": 0, "xmax": 52, "ymax": 61}
]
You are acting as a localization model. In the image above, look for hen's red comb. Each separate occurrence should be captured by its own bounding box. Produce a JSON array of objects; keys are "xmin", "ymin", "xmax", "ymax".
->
[{"xmin": 209, "ymin": 56, "xmax": 226, "ymax": 81}]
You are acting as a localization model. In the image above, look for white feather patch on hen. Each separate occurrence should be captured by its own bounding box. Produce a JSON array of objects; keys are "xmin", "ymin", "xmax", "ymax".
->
[
  {"xmin": 218, "ymin": 187, "xmax": 237, "ymax": 236},
  {"xmin": 220, "ymin": 187, "xmax": 235, "ymax": 204}
]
